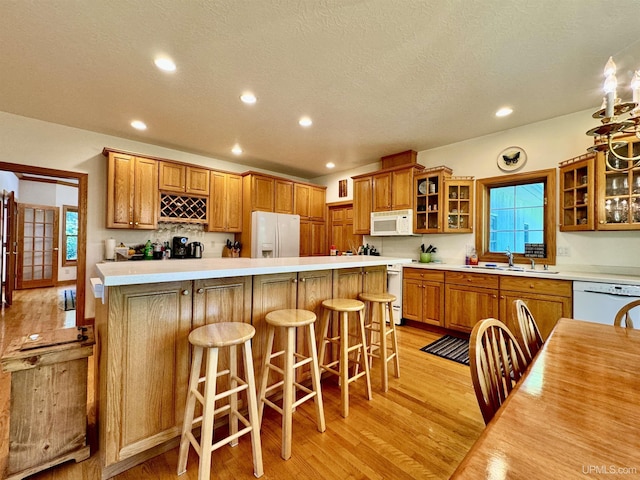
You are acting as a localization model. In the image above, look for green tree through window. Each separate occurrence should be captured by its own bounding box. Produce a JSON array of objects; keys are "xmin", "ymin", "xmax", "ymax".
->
[{"xmin": 63, "ymin": 205, "xmax": 78, "ymax": 265}]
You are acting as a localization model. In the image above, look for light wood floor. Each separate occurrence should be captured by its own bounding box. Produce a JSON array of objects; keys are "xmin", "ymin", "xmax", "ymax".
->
[{"xmin": 0, "ymin": 289, "xmax": 485, "ymax": 479}]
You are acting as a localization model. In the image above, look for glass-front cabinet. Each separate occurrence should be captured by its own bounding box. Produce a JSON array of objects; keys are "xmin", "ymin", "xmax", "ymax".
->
[
  {"xmin": 559, "ymin": 154, "xmax": 594, "ymax": 231},
  {"xmin": 444, "ymin": 177, "xmax": 474, "ymax": 233},
  {"xmin": 414, "ymin": 166, "xmax": 452, "ymax": 233},
  {"xmin": 596, "ymin": 137, "xmax": 640, "ymax": 230}
]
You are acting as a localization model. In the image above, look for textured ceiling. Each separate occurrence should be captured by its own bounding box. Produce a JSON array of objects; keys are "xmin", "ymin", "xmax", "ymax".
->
[{"xmin": 2, "ymin": 1, "xmax": 640, "ymax": 178}]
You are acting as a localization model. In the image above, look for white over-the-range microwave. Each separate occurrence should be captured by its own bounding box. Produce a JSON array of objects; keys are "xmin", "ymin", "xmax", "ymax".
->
[{"xmin": 370, "ymin": 209, "xmax": 414, "ymax": 236}]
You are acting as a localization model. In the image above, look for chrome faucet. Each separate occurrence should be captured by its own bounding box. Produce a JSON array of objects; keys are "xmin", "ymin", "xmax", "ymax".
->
[
  {"xmin": 505, "ymin": 248, "xmax": 514, "ymax": 267},
  {"xmin": 530, "ymin": 258, "xmax": 535, "ymax": 270}
]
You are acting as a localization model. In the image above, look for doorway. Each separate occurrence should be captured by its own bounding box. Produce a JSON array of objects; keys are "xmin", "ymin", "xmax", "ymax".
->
[{"xmin": 0, "ymin": 161, "xmax": 87, "ymax": 325}]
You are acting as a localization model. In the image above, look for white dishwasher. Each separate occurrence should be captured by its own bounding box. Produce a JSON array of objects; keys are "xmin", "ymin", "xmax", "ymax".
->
[
  {"xmin": 573, "ymin": 281, "xmax": 640, "ymax": 326},
  {"xmin": 386, "ymin": 264, "xmax": 403, "ymax": 325}
]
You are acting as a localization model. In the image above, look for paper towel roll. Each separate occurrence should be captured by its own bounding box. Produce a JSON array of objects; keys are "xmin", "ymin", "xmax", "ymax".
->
[{"xmin": 105, "ymin": 238, "xmax": 116, "ymax": 260}]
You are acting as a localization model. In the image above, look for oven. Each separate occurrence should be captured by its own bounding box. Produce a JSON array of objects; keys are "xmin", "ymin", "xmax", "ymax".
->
[{"xmin": 386, "ymin": 264, "xmax": 403, "ymax": 325}]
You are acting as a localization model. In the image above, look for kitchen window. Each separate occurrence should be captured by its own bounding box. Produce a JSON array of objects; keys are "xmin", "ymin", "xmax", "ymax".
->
[
  {"xmin": 62, "ymin": 205, "xmax": 78, "ymax": 266},
  {"xmin": 475, "ymin": 169, "xmax": 556, "ymax": 265}
]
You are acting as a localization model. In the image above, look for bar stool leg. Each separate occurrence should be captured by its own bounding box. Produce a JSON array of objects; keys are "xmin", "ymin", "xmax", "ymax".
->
[
  {"xmin": 199, "ymin": 347, "xmax": 219, "ymax": 480},
  {"xmin": 242, "ymin": 338, "xmax": 264, "ymax": 478},
  {"xmin": 258, "ymin": 325, "xmax": 276, "ymax": 424},
  {"xmin": 281, "ymin": 326, "xmax": 295, "ymax": 460},
  {"xmin": 177, "ymin": 346, "xmax": 203, "ymax": 475},
  {"xmin": 378, "ymin": 301, "xmax": 389, "ymax": 392},
  {"xmin": 358, "ymin": 308, "xmax": 372, "ymax": 400},
  {"xmin": 317, "ymin": 308, "xmax": 330, "ymax": 373},
  {"xmin": 307, "ymin": 322, "xmax": 326, "ymax": 432},
  {"xmin": 340, "ymin": 311, "xmax": 350, "ymax": 418},
  {"xmin": 389, "ymin": 303, "xmax": 400, "ymax": 378},
  {"xmin": 229, "ymin": 343, "xmax": 239, "ymax": 446}
]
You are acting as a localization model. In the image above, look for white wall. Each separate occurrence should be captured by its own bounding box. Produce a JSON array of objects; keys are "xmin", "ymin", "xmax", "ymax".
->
[
  {"xmin": 0, "ymin": 171, "xmax": 19, "ymax": 194},
  {"xmin": 0, "ymin": 111, "xmax": 312, "ymax": 318},
  {"xmin": 317, "ymin": 108, "xmax": 640, "ymax": 274}
]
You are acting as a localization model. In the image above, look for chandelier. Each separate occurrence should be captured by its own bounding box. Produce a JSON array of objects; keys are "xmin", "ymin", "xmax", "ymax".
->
[{"xmin": 586, "ymin": 57, "xmax": 640, "ymax": 172}]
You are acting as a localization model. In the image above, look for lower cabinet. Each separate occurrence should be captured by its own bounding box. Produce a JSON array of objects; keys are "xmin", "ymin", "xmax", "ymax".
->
[
  {"xmin": 98, "ymin": 281, "xmax": 193, "ymax": 477},
  {"xmin": 445, "ymin": 272, "xmax": 499, "ymax": 332},
  {"xmin": 498, "ymin": 276, "xmax": 572, "ymax": 341},
  {"xmin": 402, "ymin": 268, "xmax": 444, "ymax": 326}
]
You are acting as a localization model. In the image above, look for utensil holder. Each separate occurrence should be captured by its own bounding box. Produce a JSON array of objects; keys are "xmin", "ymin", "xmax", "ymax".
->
[{"xmin": 419, "ymin": 253, "xmax": 431, "ymax": 263}]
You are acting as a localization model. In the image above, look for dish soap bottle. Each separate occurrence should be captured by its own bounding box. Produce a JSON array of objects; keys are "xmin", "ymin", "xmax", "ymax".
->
[{"xmin": 144, "ymin": 240, "xmax": 153, "ymax": 260}]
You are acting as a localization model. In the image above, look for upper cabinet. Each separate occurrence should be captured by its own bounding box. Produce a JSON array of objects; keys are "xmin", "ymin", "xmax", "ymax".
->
[
  {"xmin": 595, "ymin": 137, "xmax": 640, "ymax": 230},
  {"xmin": 275, "ymin": 179, "xmax": 294, "ymax": 214},
  {"xmin": 559, "ymin": 154, "xmax": 595, "ymax": 231},
  {"xmin": 209, "ymin": 171, "xmax": 242, "ymax": 233},
  {"xmin": 105, "ymin": 150, "xmax": 158, "ymax": 230},
  {"xmin": 353, "ymin": 176, "xmax": 372, "ymax": 235},
  {"xmin": 444, "ymin": 177, "xmax": 474, "ymax": 233},
  {"xmin": 159, "ymin": 161, "xmax": 210, "ymax": 195},
  {"xmin": 372, "ymin": 165, "xmax": 422, "ymax": 212},
  {"xmin": 294, "ymin": 183, "xmax": 326, "ymax": 221},
  {"xmin": 246, "ymin": 174, "xmax": 275, "ymax": 212},
  {"xmin": 414, "ymin": 166, "xmax": 452, "ymax": 234}
]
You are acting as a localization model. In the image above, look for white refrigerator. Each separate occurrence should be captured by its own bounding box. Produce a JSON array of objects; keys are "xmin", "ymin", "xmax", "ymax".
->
[{"xmin": 251, "ymin": 211, "xmax": 300, "ymax": 258}]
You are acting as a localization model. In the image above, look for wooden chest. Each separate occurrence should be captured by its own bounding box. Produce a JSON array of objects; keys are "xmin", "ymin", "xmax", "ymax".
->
[{"xmin": 0, "ymin": 326, "xmax": 94, "ymax": 480}]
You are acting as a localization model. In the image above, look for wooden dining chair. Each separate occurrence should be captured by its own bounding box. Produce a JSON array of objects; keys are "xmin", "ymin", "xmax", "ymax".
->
[
  {"xmin": 513, "ymin": 299, "xmax": 544, "ymax": 362},
  {"xmin": 469, "ymin": 318, "xmax": 528, "ymax": 425},
  {"xmin": 614, "ymin": 299, "xmax": 640, "ymax": 328}
]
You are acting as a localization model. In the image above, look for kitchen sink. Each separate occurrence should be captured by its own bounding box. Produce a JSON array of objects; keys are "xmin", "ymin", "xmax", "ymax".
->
[{"xmin": 460, "ymin": 265, "xmax": 559, "ymax": 274}]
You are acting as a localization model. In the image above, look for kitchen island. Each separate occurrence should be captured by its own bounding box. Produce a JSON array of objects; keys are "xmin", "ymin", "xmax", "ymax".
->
[{"xmin": 94, "ymin": 255, "xmax": 409, "ymax": 479}]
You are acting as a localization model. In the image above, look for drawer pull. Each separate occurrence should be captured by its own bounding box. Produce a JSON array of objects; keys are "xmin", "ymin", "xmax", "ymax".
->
[
  {"xmin": 182, "ymin": 290, "xmax": 190, "ymax": 296},
  {"xmin": 197, "ymin": 288, "xmax": 204, "ymax": 294}
]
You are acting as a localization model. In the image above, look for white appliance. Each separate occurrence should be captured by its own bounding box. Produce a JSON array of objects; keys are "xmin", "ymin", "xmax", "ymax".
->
[
  {"xmin": 573, "ymin": 281, "xmax": 640, "ymax": 326},
  {"xmin": 251, "ymin": 211, "xmax": 300, "ymax": 258},
  {"xmin": 386, "ymin": 264, "xmax": 403, "ymax": 325},
  {"xmin": 370, "ymin": 209, "xmax": 414, "ymax": 236}
]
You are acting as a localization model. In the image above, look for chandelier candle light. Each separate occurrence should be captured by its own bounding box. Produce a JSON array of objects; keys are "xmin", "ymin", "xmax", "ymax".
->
[{"xmin": 586, "ymin": 56, "xmax": 640, "ymax": 171}]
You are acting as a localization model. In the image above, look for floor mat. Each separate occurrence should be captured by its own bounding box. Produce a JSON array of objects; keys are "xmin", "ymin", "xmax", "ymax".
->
[{"xmin": 420, "ymin": 335, "xmax": 469, "ymax": 366}]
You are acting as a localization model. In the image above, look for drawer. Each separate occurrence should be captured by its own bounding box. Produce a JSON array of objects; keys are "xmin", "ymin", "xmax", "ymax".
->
[
  {"xmin": 500, "ymin": 276, "xmax": 572, "ymax": 297},
  {"xmin": 403, "ymin": 268, "xmax": 445, "ymax": 282},
  {"xmin": 445, "ymin": 271, "xmax": 500, "ymax": 289}
]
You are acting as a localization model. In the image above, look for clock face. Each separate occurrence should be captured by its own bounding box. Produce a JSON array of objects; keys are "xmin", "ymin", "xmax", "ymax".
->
[{"xmin": 497, "ymin": 146, "xmax": 527, "ymax": 172}]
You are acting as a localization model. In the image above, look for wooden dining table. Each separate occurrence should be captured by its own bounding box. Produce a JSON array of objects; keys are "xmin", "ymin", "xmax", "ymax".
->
[{"xmin": 452, "ymin": 318, "xmax": 640, "ymax": 479}]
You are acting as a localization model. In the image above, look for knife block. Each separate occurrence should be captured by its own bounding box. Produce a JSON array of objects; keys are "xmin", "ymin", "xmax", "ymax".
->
[{"xmin": 0, "ymin": 326, "xmax": 95, "ymax": 479}]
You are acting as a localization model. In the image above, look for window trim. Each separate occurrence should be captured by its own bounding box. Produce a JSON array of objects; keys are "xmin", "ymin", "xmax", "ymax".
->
[
  {"xmin": 474, "ymin": 169, "xmax": 556, "ymax": 265},
  {"xmin": 62, "ymin": 204, "xmax": 78, "ymax": 267}
]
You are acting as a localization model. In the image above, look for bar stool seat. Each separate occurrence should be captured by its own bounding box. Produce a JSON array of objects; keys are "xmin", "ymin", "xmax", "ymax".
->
[
  {"xmin": 177, "ymin": 322, "xmax": 263, "ymax": 479},
  {"xmin": 318, "ymin": 298, "xmax": 372, "ymax": 417},
  {"xmin": 258, "ymin": 309, "xmax": 325, "ymax": 460},
  {"xmin": 359, "ymin": 292, "xmax": 400, "ymax": 392}
]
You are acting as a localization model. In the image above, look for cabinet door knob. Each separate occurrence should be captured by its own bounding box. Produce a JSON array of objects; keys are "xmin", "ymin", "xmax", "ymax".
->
[
  {"xmin": 492, "ymin": 294, "xmax": 497, "ymax": 299},
  {"xmin": 182, "ymin": 290, "xmax": 190, "ymax": 296},
  {"xmin": 529, "ymin": 284, "xmax": 535, "ymax": 289},
  {"xmin": 300, "ymin": 278, "xmax": 306, "ymax": 283},
  {"xmin": 292, "ymin": 278, "xmax": 298, "ymax": 283},
  {"xmin": 129, "ymin": 221, "xmax": 133, "ymax": 225},
  {"xmin": 197, "ymin": 288, "xmax": 204, "ymax": 294}
]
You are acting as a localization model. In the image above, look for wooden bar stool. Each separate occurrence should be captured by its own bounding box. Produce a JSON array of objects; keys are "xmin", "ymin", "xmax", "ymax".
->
[
  {"xmin": 318, "ymin": 298, "xmax": 372, "ymax": 417},
  {"xmin": 359, "ymin": 292, "xmax": 400, "ymax": 392},
  {"xmin": 258, "ymin": 309, "xmax": 326, "ymax": 460},
  {"xmin": 177, "ymin": 322, "xmax": 263, "ymax": 479}
]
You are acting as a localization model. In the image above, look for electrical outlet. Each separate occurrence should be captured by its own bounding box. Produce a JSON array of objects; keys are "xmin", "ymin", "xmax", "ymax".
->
[{"xmin": 556, "ymin": 246, "xmax": 571, "ymax": 257}]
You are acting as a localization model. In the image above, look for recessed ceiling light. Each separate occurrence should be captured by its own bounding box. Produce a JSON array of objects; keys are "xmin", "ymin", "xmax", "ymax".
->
[
  {"xmin": 326, "ymin": 162, "xmax": 335, "ymax": 169},
  {"xmin": 240, "ymin": 92, "xmax": 257, "ymax": 104},
  {"xmin": 299, "ymin": 116, "xmax": 313, "ymax": 127},
  {"xmin": 154, "ymin": 57, "xmax": 176, "ymax": 72},
  {"xmin": 131, "ymin": 120, "xmax": 147, "ymax": 130},
  {"xmin": 495, "ymin": 107, "xmax": 513, "ymax": 117},
  {"xmin": 232, "ymin": 144, "xmax": 243, "ymax": 155}
]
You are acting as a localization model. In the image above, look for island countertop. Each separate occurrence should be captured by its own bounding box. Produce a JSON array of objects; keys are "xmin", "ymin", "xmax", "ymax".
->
[{"xmin": 96, "ymin": 255, "xmax": 412, "ymax": 286}]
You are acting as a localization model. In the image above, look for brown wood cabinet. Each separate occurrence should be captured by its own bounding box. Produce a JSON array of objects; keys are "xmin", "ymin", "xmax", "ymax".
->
[
  {"xmin": 380, "ymin": 149, "xmax": 417, "ymax": 169},
  {"xmin": 295, "ymin": 183, "xmax": 327, "ymax": 222},
  {"xmin": 275, "ymin": 179, "xmax": 294, "ymax": 214},
  {"xmin": 309, "ymin": 186, "xmax": 326, "ymax": 221},
  {"xmin": 444, "ymin": 271, "xmax": 499, "ymax": 332},
  {"xmin": 559, "ymin": 153, "xmax": 595, "ymax": 231},
  {"xmin": 97, "ymin": 281, "xmax": 192, "ymax": 479},
  {"xmin": 300, "ymin": 220, "xmax": 326, "ymax": 256},
  {"xmin": 248, "ymin": 174, "xmax": 275, "ymax": 212},
  {"xmin": 332, "ymin": 265, "xmax": 386, "ymax": 299},
  {"xmin": 414, "ymin": 166, "xmax": 453, "ymax": 234},
  {"xmin": 444, "ymin": 177, "xmax": 474, "ymax": 233},
  {"xmin": 209, "ymin": 171, "xmax": 242, "ymax": 232},
  {"xmin": 402, "ymin": 268, "xmax": 444, "ymax": 326},
  {"xmin": 498, "ymin": 276, "xmax": 572, "ymax": 341},
  {"xmin": 105, "ymin": 151, "xmax": 158, "ymax": 230},
  {"xmin": 159, "ymin": 162, "xmax": 210, "ymax": 195},
  {"xmin": 352, "ymin": 176, "xmax": 372, "ymax": 234},
  {"xmin": 372, "ymin": 165, "xmax": 421, "ymax": 212},
  {"xmin": 251, "ymin": 273, "xmax": 298, "ymax": 385}
]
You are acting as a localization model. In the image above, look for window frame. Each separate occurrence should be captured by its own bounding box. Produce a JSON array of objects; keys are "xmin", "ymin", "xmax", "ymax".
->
[
  {"xmin": 62, "ymin": 204, "xmax": 78, "ymax": 267},
  {"xmin": 474, "ymin": 169, "xmax": 556, "ymax": 265}
]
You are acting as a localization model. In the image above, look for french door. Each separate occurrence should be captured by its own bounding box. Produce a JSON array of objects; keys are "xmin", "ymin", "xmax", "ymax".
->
[
  {"xmin": 3, "ymin": 192, "xmax": 17, "ymax": 304},
  {"xmin": 17, "ymin": 203, "xmax": 59, "ymax": 289}
]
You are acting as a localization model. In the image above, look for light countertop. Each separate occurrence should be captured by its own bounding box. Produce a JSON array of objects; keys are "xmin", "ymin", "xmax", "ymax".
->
[
  {"xmin": 405, "ymin": 262, "xmax": 640, "ymax": 286},
  {"xmin": 95, "ymin": 255, "xmax": 412, "ymax": 286}
]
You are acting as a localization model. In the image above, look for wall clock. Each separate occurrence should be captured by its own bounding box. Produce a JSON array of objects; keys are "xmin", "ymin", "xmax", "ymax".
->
[{"xmin": 497, "ymin": 146, "xmax": 527, "ymax": 172}]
